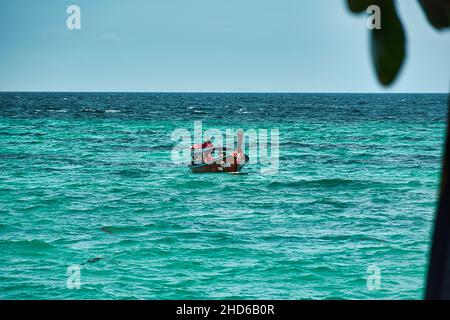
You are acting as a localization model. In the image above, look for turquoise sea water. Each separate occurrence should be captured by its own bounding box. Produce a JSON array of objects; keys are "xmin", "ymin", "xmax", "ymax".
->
[{"xmin": 0, "ymin": 93, "xmax": 448, "ymax": 299}]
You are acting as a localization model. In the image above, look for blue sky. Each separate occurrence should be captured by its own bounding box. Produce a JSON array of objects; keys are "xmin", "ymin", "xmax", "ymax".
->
[{"xmin": 0, "ymin": 0, "xmax": 449, "ymax": 92}]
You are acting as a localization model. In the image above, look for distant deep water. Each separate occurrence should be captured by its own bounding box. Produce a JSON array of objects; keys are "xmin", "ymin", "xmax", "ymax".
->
[{"xmin": 0, "ymin": 92, "xmax": 448, "ymax": 299}]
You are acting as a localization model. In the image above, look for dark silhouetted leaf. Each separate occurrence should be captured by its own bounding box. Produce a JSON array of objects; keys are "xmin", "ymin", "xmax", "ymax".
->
[
  {"xmin": 419, "ymin": 0, "xmax": 450, "ymax": 29},
  {"xmin": 347, "ymin": 0, "xmax": 406, "ymax": 86},
  {"xmin": 371, "ymin": 0, "xmax": 406, "ymax": 85},
  {"xmin": 347, "ymin": 0, "xmax": 373, "ymax": 13}
]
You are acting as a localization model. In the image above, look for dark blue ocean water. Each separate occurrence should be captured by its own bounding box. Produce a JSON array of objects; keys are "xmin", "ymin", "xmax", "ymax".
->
[{"xmin": 0, "ymin": 92, "xmax": 448, "ymax": 299}]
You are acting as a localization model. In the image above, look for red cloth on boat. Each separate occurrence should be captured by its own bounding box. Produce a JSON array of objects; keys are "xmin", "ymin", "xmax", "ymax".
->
[{"xmin": 191, "ymin": 141, "xmax": 214, "ymax": 150}]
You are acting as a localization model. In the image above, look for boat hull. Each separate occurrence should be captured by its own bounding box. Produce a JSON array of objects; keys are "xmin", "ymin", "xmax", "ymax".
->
[{"xmin": 189, "ymin": 154, "xmax": 249, "ymax": 173}]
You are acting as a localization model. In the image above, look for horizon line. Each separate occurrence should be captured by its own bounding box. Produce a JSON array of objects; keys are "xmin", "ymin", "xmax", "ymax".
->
[{"xmin": 0, "ymin": 90, "xmax": 448, "ymax": 94}]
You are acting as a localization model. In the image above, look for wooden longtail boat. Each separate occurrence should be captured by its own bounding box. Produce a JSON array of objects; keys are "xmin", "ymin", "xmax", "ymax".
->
[{"xmin": 188, "ymin": 131, "xmax": 249, "ymax": 173}]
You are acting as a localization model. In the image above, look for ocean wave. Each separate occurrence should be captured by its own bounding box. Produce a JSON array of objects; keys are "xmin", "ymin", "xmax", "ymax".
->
[
  {"xmin": 0, "ymin": 239, "xmax": 53, "ymax": 249},
  {"xmin": 100, "ymin": 225, "xmax": 150, "ymax": 234},
  {"xmin": 114, "ymin": 168, "xmax": 149, "ymax": 177},
  {"xmin": 82, "ymin": 257, "xmax": 103, "ymax": 265},
  {"xmin": 318, "ymin": 234, "xmax": 387, "ymax": 243},
  {"xmin": 267, "ymin": 178, "xmax": 371, "ymax": 190},
  {"xmin": 311, "ymin": 198, "xmax": 350, "ymax": 208}
]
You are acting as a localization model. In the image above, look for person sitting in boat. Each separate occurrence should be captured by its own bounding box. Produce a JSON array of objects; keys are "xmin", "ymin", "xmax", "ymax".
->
[
  {"xmin": 203, "ymin": 152, "xmax": 215, "ymax": 163},
  {"xmin": 190, "ymin": 140, "xmax": 215, "ymax": 164}
]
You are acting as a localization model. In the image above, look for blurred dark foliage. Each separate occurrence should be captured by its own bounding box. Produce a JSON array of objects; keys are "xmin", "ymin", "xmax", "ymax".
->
[{"xmin": 347, "ymin": 0, "xmax": 450, "ymax": 85}]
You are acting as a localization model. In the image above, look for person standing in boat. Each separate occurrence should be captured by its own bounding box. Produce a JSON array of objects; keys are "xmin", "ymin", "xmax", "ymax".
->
[{"xmin": 230, "ymin": 130, "xmax": 244, "ymax": 164}]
